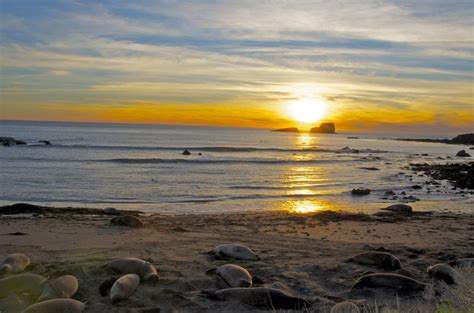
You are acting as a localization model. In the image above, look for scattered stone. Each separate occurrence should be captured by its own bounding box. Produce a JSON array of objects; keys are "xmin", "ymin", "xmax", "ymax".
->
[
  {"xmin": 384, "ymin": 190, "xmax": 396, "ymax": 196},
  {"xmin": 182, "ymin": 149, "xmax": 191, "ymax": 156},
  {"xmin": 39, "ymin": 140, "xmax": 51, "ymax": 145},
  {"xmin": 110, "ymin": 215, "xmax": 144, "ymax": 228},
  {"xmin": 359, "ymin": 167, "xmax": 380, "ymax": 171},
  {"xmin": 0, "ymin": 137, "xmax": 26, "ymax": 146},
  {"xmin": 103, "ymin": 207, "xmax": 121, "ymax": 215},
  {"xmin": 456, "ymin": 150, "xmax": 471, "ymax": 157},
  {"xmin": 411, "ymin": 185, "xmax": 422, "ymax": 190},
  {"xmin": 410, "ymin": 162, "xmax": 474, "ymax": 189},
  {"xmin": 351, "ymin": 188, "xmax": 371, "ymax": 196}
]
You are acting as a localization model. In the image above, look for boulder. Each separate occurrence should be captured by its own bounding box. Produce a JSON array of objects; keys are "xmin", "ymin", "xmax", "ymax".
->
[
  {"xmin": 104, "ymin": 208, "xmax": 121, "ymax": 215},
  {"xmin": 351, "ymin": 188, "xmax": 371, "ymax": 196},
  {"xmin": 182, "ymin": 149, "xmax": 191, "ymax": 156},
  {"xmin": 310, "ymin": 123, "xmax": 336, "ymax": 134},
  {"xmin": 272, "ymin": 127, "xmax": 299, "ymax": 133},
  {"xmin": 381, "ymin": 204, "xmax": 413, "ymax": 214},
  {"xmin": 456, "ymin": 150, "xmax": 470, "ymax": 157}
]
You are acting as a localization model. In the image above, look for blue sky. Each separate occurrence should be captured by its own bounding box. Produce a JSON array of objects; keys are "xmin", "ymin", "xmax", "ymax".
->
[{"xmin": 0, "ymin": 0, "xmax": 473, "ymax": 133}]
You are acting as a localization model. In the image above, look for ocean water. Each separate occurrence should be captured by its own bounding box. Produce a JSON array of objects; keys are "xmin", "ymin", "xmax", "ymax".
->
[{"xmin": 0, "ymin": 120, "xmax": 472, "ymax": 214}]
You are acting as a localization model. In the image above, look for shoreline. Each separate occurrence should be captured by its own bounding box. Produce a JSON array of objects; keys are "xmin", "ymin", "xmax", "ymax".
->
[{"xmin": 1, "ymin": 203, "xmax": 473, "ymax": 312}]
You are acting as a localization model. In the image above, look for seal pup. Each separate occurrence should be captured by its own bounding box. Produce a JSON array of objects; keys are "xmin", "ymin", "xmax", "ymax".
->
[
  {"xmin": 0, "ymin": 253, "xmax": 30, "ymax": 274},
  {"xmin": 21, "ymin": 299, "xmax": 85, "ymax": 313},
  {"xmin": 110, "ymin": 274, "xmax": 140, "ymax": 304},
  {"xmin": 0, "ymin": 273, "xmax": 46, "ymax": 298},
  {"xmin": 208, "ymin": 244, "xmax": 259, "ymax": 261},
  {"xmin": 348, "ymin": 251, "xmax": 401, "ymax": 270},
  {"xmin": 352, "ymin": 273, "xmax": 426, "ymax": 293},
  {"xmin": 106, "ymin": 258, "xmax": 159, "ymax": 282},
  {"xmin": 427, "ymin": 263, "xmax": 460, "ymax": 285},
  {"xmin": 206, "ymin": 264, "xmax": 252, "ymax": 287},
  {"xmin": 447, "ymin": 258, "xmax": 474, "ymax": 268},
  {"xmin": 37, "ymin": 275, "xmax": 79, "ymax": 301},
  {"xmin": 203, "ymin": 287, "xmax": 311, "ymax": 310},
  {"xmin": 330, "ymin": 301, "xmax": 360, "ymax": 313}
]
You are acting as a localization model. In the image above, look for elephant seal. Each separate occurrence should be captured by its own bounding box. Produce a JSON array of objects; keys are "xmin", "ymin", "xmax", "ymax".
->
[
  {"xmin": 106, "ymin": 258, "xmax": 159, "ymax": 281},
  {"xmin": 447, "ymin": 258, "xmax": 474, "ymax": 268},
  {"xmin": 204, "ymin": 287, "xmax": 311, "ymax": 310},
  {"xmin": 331, "ymin": 301, "xmax": 360, "ymax": 313},
  {"xmin": 37, "ymin": 275, "xmax": 79, "ymax": 301},
  {"xmin": 206, "ymin": 264, "xmax": 252, "ymax": 288},
  {"xmin": 21, "ymin": 299, "xmax": 85, "ymax": 313},
  {"xmin": 348, "ymin": 251, "xmax": 401, "ymax": 270},
  {"xmin": 110, "ymin": 215, "xmax": 144, "ymax": 228},
  {"xmin": 110, "ymin": 274, "xmax": 140, "ymax": 304},
  {"xmin": 208, "ymin": 244, "xmax": 259, "ymax": 261},
  {"xmin": 0, "ymin": 253, "xmax": 30, "ymax": 274},
  {"xmin": 352, "ymin": 273, "xmax": 426, "ymax": 292},
  {"xmin": 427, "ymin": 263, "xmax": 460, "ymax": 285},
  {"xmin": 0, "ymin": 273, "xmax": 46, "ymax": 298}
]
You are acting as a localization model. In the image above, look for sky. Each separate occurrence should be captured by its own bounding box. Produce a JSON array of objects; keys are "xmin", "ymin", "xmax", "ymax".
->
[{"xmin": 0, "ymin": 0, "xmax": 473, "ymax": 134}]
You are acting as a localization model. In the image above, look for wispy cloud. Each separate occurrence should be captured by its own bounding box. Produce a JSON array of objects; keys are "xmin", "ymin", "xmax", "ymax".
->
[{"xmin": 0, "ymin": 0, "xmax": 472, "ymax": 133}]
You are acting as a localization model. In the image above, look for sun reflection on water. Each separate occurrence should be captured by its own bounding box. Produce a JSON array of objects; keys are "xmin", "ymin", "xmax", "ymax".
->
[{"xmin": 284, "ymin": 200, "xmax": 324, "ymax": 213}]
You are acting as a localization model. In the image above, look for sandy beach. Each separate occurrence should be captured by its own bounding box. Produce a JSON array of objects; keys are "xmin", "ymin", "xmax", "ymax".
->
[{"xmin": 1, "ymin": 204, "xmax": 473, "ymax": 312}]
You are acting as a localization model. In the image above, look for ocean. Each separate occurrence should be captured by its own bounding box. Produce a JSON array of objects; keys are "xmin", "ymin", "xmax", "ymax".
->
[{"xmin": 0, "ymin": 120, "xmax": 472, "ymax": 214}]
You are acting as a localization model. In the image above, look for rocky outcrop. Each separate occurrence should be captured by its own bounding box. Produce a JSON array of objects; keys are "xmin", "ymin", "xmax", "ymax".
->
[
  {"xmin": 410, "ymin": 162, "xmax": 474, "ymax": 189},
  {"xmin": 310, "ymin": 123, "xmax": 335, "ymax": 134},
  {"xmin": 351, "ymin": 188, "xmax": 371, "ymax": 196},
  {"xmin": 456, "ymin": 150, "xmax": 470, "ymax": 157},
  {"xmin": 0, "ymin": 137, "xmax": 26, "ymax": 146},
  {"xmin": 272, "ymin": 127, "xmax": 299, "ymax": 133},
  {"xmin": 397, "ymin": 133, "xmax": 474, "ymax": 145}
]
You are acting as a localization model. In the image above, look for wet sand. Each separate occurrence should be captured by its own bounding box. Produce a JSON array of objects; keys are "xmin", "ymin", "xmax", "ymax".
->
[{"xmin": 1, "ymin": 205, "xmax": 473, "ymax": 312}]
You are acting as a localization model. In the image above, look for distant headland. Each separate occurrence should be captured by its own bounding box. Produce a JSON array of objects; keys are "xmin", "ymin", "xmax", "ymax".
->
[
  {"xmin": 272, "ymin": 122, "xmax": 336, "ymax": 134},
  {"xmin": 396, "ymin": 133, "xmax": 474, "ymax": 146}
]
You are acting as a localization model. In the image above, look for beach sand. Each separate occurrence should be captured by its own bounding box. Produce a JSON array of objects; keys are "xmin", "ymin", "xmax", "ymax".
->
[{"xmin": 1, "ymin": 205, "xmax": 473, "ymax": 312}]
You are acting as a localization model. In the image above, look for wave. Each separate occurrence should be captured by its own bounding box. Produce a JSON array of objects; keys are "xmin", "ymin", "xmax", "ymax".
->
[
  {"xmin": 102, "ymin": 157, "xmax": 360, "ymax": 165},
  {"xmin": 28, "ymin": 144, "xmax": 337, "ymax": 153}
]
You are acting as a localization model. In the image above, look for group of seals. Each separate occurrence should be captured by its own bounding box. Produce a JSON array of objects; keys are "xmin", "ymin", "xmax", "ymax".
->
[
  {"xmin": 0, "ymin": 253, "xmax": 83, "ymax": 313},
  {"xmin": 100, "ymin": 257, "xmax": 159, "ymax": 304}
]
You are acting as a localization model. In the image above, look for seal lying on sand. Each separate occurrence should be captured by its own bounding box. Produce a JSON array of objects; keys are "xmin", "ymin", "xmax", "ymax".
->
[
  {"xmin": 352, "ymin": 273, "xmax": 426, "ymax": 292},
  {"xmin": 207, "ymin": 244, "xmax": 259, "ymax": 261},
  {"xmin": 206, "ymin": 264, "xmax": 253, "ymax": 288},
  {"xmin": 0, "ymin": 253, "xmax": 30, "ymax": 274},
  {"xmin": 427, "ymin": 263, "xmax": 460, "ymax": 285},
  {"xmin": 110, "ymin": 215, "xmax": 144, "ymax": 228},
  {"xmin": 447, "ymin": 258, "xmax": 474, "ymax": 268},
  {"xmin": 330, "ymin": 301, "xmax": 360, "ymax": 313},
  {"xmin": 106, "ymin": 258, "xmax": 159, "ymax": 281},
  {"xmin": 21, "ymin": 299, "xmax": 85, "ymax": 313},
  {"xmin": 37, "ymin": 275, "xmax": 79, "ymax": 301},
  {"xmin": 203, "ymin": 287, "xmax": 311, "ymax": 310},
  {"xmin": 0, "ymin": 273, "xmax": 46, "ymax": 298},
  {"xmin": 110, "ymin": 274, "xmax": 140, "ymax": 304},
  {"xmin": 348, "ymin": 251, "xmax": 401, "ymax": 270}
]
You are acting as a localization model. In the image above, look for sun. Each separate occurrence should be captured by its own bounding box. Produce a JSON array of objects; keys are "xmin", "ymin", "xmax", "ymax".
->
[{"xmin": 288, "ymin": 98, "xmax": 326, "ymax": 124}]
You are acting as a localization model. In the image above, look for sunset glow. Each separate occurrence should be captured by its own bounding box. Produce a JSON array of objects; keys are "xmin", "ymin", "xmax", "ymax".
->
[{"xmin": 288, "ymin": 99, "xmax": 326, "ymax": 124}]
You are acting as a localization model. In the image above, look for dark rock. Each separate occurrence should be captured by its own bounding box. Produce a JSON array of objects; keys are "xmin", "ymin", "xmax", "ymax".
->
[
  {"xmin": 272, "ymin": 127, "xmax": 299, "ymax": 133},
  {"xmin": 0, "ymin": 203, "xmax": 42, "ymax": 214},
  {"xmin": 384, "ymin": 190, "xmax": 396, "ymax": 196},
  {"xmin": 456, "ymin": 150, "xmax": 470, "ymax": 157},
  {"xmin": 310, "ymin": 123, "xmax": 336, "ymax": 134},
  {"xmin": 351, "ymin": 188, "xmax": 371, "ymax": 196},
  {"xmin": 103, "ymin": 207, "xmax": 121, "ymax": 215},
  {"xmin": 110, "ymin": 215, "xmax": 144, "ymax": 228},
  {"xmin": 410, "ymin": 162, "xmax": 474, "ymax": 189},
  {"xmin": 359, "ymin": 167, "xmax": 379, "ymax": 171},
  {"xmin": 6, "ymin": 232, "xmax": 28, "ymax": 236},
  {"xmin": 411, "ymin": 185, "xmax": 422, "ymax": 190},
  {"xmin": 39, "ymin": 140, "xmax": 51, "ymax": 145},
  {"xmin": 182, "ymin": 149, "xmax": 191, "ymax": 156},
  {"xmin": 381, "ymin": 204, "xmax": 413, "ymax": 214},
  {"xmin": 0, "ymin": 137, "xmax": 26, "ymax": 146},
  {"xmin": 451, "ymin": 133, "xmax": 474, "ymax": 145},
  {"xmin": 347, "ymin": 136, "xmax": 359, "ymax": 139}
]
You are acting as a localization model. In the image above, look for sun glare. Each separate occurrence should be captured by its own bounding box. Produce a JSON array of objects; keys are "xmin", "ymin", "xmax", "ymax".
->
[{"xmin": 288, "ymin": 98, "xmax": 326, "ymax": 124}]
